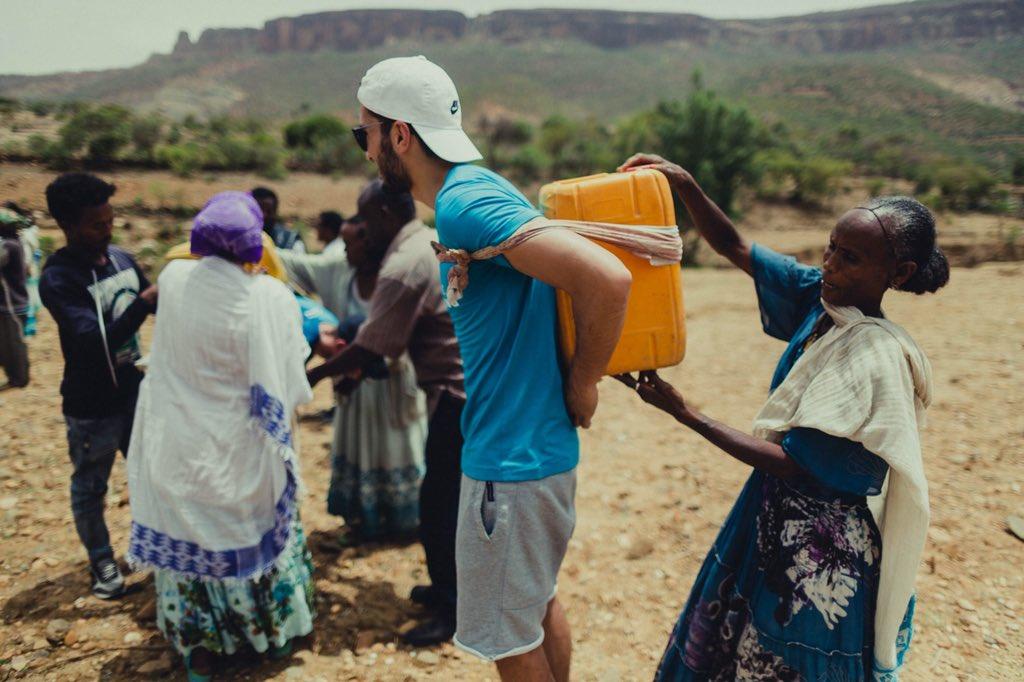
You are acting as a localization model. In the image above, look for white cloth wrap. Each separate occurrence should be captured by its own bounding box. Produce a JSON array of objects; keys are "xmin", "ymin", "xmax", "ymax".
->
[
  {"xmin": 752, "ymin": 300, "xmax": 931, "ymax": 672},
  {"xmin": 127, "ymin": 258, "xmax": 313, "ymax": 582}
]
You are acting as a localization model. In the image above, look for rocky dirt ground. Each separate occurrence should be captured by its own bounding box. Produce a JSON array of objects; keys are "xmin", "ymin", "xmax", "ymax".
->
[{"xmin": 1, "ymin": 164, "xmax": 1022, "ymax": 680}]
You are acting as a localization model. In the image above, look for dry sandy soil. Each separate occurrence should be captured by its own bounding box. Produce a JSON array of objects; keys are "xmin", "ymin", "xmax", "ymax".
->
[{"xmin": 1, "ymin": 164, "xmax": 1022, "ymax": 680}]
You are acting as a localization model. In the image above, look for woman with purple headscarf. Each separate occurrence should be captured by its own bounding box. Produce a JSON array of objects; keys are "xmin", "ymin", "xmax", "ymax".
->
[{"xmin": 126, "ymin": 191, "xmax": 315, "ymax": 680}]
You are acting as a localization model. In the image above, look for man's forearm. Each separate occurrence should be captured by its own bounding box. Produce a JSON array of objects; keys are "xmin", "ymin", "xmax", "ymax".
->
[
  {"xmin": 566, "ymin": 273, "xmax": 630, "ymax": 384},
  {"xmin": 308, "ymin": 343, "xmax": 380, "ymax": 384}
]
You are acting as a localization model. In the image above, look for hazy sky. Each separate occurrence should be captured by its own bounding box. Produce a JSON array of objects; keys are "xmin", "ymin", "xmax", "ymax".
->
[{"xmin": 5, "ymin": 0, "xmax": 895, "ymax": 76}]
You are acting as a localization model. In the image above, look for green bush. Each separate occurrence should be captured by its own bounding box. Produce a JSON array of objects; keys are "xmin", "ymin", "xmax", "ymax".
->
[
  {"xmin": 498, "ymin": 144, "xmax": 550, "ymax": 185},
  {"xmin": 539, "ymin": 115, "xmax": 616, "ymax": 179},
  {"xmin": 934, "ymin": 163, "xmax": 998, "ymax": 211},
  {"xmin": 617, "ymin": 85, "xmax": 766, "ymax": 216},
  {"xmin": 289, "ymin": 136, "xmax": 365, "ymax": 174},
  {"xmin": 754, "ymin": 150, "xmax": 851, "ymax": 205},
  {"xmin": 0, "ymin": 97, "xmax": 20, "ymax": 115},
  {"xmin": 155, "ymin": 143, "xmax": 204, "ymax": 177},
  {"xmin": 26, "ymin": 134, "xmax": 75, "ymax": 169},
  {"xmin": 283, "ymin": 114, "xmax": 348, "ymax": 149},
  {"xmin": 866, "ymin": 178, "xmax": 886, "ymax": 197},
  {"xmin": 793, "ymin": 157, "xmax": 851, "ymax": 204},
  {"xmin": 0, "ymin": 140, "xmax": 25, "ymax": 158},
  {"xmin": 130, "ymin": 115, "xmax": 165, "ymax": 160},
  {"xmin": 476, "ymin": 116, "xmax": 541, "ymax": 176},
  {"xmin": 28, "ymin": 101, "xmax": 54, "ymax": 117},
  {"xmin": 58, "ymin": 104, "xmax": 133, "ymax": 164}
]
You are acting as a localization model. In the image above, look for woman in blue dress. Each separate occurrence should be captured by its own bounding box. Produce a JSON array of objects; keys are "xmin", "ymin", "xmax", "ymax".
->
[{"xmin": 616, "ymin": 154, "xmax": 949, "ymax": 681}]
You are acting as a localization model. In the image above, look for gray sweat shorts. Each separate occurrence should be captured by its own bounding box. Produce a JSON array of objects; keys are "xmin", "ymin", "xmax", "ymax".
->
[{"xmin": 453, "ymin": 467, "xmax": 577, "ymax": 662}]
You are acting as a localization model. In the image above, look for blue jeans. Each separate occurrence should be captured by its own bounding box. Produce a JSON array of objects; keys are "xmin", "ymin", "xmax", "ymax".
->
[{"xmin": 65, "ymin": 411, "xmax": 134, "ymax": 564}]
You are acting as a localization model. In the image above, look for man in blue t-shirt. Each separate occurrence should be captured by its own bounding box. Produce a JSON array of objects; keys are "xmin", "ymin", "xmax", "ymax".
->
[{"xmin": 355, "ymin": 56, "xmax": 632, "ymax": 680}]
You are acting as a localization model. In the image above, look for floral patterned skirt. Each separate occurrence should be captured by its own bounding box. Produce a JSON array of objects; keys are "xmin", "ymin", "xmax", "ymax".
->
[
  {"xmin": 154, "ymin": 517, "xmax": 316, "ymax": 657},
  {"xmin": 656, "ymin": 472, "xmax": 882, "ymax": 681}
]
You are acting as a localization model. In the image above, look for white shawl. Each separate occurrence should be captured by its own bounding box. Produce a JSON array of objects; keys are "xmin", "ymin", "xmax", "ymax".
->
[
  {"xmin": 752, "ymin": 300, "xmax": 931, "ymax": 673},
  {"xmin": 127, "ymin": 258, "xmax": 313, "ymax": 581}
]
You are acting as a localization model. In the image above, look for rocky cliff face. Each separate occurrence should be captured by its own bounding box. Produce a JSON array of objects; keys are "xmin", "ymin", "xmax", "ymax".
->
[
  {"xmin": 757, "ymin": 0, "xmax": 1024, "ymax": 52},
  {"xmin": 169, "ymin": 1, "xmax": 1023, "ymax": 57},
  {"xmin": 474, "ymin": 10, "xmax": 730, "ymax": 49},
  {"xmin": 174, "ymin": 10, "xmax": 467, "ymax": 55}
]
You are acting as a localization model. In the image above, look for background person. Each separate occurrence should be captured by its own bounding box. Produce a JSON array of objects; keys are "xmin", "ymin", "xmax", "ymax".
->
[
  {"xmin": 40, "ymin": 173, "xmax": 158, "ymax": 599},
  {"xmin": 2, "ymin": 201, "xmax": 41, "ymax": 337},
  {"xmin": 307, "ymin": 179, "xmax": 466, "ymax": 647},
  {"xmin": 278, "ymin": 196, "xmax": 428, "ymax": 546},
  {"xmin": 0, "ymin": 208, "xmax": 31, "ymax": 389},
  {"xmin": 617, "ymin": 153, "xmax": 944, "ymax": 681},
  {"xmin": 316, "ymin": 210, "xmax": 345, "ymax": 256},
  {"xmin": 252, "ymin": 186, "xmax": 306, "ymax": 252}
]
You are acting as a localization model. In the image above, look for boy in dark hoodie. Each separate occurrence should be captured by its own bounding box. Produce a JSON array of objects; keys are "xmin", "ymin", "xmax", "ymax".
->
[{"xmin": 40, "ymin": 173, "xmax": 158, "ymax": 599}]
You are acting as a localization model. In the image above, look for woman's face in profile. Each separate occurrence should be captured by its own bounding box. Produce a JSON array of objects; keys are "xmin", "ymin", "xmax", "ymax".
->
[{"xmin": 820, "ymin": 209, "xmax": 895, "ymax": 310}]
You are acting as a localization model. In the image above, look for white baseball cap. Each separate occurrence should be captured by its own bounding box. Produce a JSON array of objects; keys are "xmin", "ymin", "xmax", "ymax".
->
[{"xmin": 357, "ymin": 56, "xmax": 483, "ymax": 164}]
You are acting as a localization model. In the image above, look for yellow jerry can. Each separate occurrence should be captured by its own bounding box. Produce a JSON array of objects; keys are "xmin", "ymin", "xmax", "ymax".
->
[
  {"xmin": 539, "ymin": 169, "xmax": 685, "ymax": 375},
  {"xmin": 164, "ymin": 232, "xmax": 289, "ymax": 283}
]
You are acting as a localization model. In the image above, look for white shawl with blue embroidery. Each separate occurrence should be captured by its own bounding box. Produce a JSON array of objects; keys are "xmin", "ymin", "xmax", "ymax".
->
[{"xmin": 127, "ymin": 257, "xmax": 312, "ymax": 581}]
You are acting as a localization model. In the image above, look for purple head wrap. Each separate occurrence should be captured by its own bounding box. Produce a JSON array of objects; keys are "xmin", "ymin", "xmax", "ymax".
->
[{"xmin": 190, "ymin": 191, "xmax": 264, "ymax": 264}]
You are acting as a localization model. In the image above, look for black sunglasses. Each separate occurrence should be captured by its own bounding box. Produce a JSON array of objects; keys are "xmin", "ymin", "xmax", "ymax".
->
[{"xmin": 351, "ymin": 121, "xmax": 383, "ymax": 152}]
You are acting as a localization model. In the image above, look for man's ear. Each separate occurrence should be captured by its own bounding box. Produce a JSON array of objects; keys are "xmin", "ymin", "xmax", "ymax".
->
[{"xmin": 392, "ymin": 121, "xmax": 414, "ymax": 154}]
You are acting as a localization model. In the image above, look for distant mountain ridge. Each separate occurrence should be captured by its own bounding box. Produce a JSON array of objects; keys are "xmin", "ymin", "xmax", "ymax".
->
[
  {"xmin": 168, "ymin": 2, "xmax": 1023, "ymax": 56},
  {"xmin": 1, "ymin": 1, "xmax": 1022, "ymax": 174}
]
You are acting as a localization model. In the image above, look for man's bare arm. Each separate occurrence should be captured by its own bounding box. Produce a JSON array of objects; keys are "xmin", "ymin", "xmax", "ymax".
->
[{"xmin": 504, "ymin": 229, "xmax": 632, "ymax": 428}]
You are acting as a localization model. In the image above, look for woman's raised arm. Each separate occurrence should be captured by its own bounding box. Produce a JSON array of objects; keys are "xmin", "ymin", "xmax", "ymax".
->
[{"xmin": 618, "ymin": 153, "xmax": 753, "ymax": 275}]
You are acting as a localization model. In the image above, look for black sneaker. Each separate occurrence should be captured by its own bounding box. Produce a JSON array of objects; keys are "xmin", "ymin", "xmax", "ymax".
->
[
  {"xmin": 401, "ymin": 615, "xmax": 456, "ymax": 647},
  {"xmin": 90, "ymin": 558, "xmax": 126, "ymax": 599}
]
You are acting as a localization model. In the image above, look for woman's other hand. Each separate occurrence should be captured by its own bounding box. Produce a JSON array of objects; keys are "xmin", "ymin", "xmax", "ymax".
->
[{"xmin": 614, "ymin": 370, "xmax": 690, "ymax": 422}]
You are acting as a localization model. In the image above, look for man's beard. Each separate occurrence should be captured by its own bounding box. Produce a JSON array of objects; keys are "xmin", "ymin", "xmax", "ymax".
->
[{"xmin": 378, "ymin": 134, "xmax": 412, "ymax": 195}]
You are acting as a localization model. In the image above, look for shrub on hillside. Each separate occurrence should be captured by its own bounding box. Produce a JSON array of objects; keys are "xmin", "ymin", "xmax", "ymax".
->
[
  {"xmin": 0, "ymin": 97, "xmax": 20, "ymax": 115},
  {"xmin": 155, "ymin": 143, "xmax": 204, "ymax": 177},
  {"xmin": 130, "ymin": 114, "xmax": 165, "ymax": 161},
  {"xmin": 496, "ymin": 144, "xmax": 550, "ymax": 185},
  {"xmin": 284, "ymin": 114, "xmax": 349, "ymax": 149},
  {"xmin": 617, "ymin": 84, "xmax": 766, "ymax": 216},
  {"xmin": 58, "ymin": 104, "xmax": 133, "ymax": 164},
  {"xmin": 283, "ymin": 114, "xmax": 364, "ymax": 173},
  {"xmin": 753, "ymin": 150, "xmax": 851, "ymax": 206},
  {"xmin": 538, "ymin": 115, "xmax": 617, "ymax": 180},
  {"xmin": 933, "ymin": 163, "xmax": 999, "ymax": 211}
]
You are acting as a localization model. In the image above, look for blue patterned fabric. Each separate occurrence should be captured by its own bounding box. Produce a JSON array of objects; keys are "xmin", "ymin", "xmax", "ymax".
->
[
  {"xmin": 655, "ymin": 244, "xmax": 913, "ymax": 681},
  {"xmin": 250, "ymin": 383, "xmax": 293, "ymax": 447},
  {"xmin": 327, "ymin": 460, "xmax": 423, "ymax": 540},
  {"xmin": 128, "ymin": 460, "xmax": 296, "ymax": 579},
  {"xmin": 154, "ymin": 517, "xmax": 315, "ymax": 657}
]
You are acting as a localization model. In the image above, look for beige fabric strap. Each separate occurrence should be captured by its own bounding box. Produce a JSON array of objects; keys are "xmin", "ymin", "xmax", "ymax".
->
[{"xmin": 431, "ymin": 217, "xmax": 682, "ymax": 306}]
